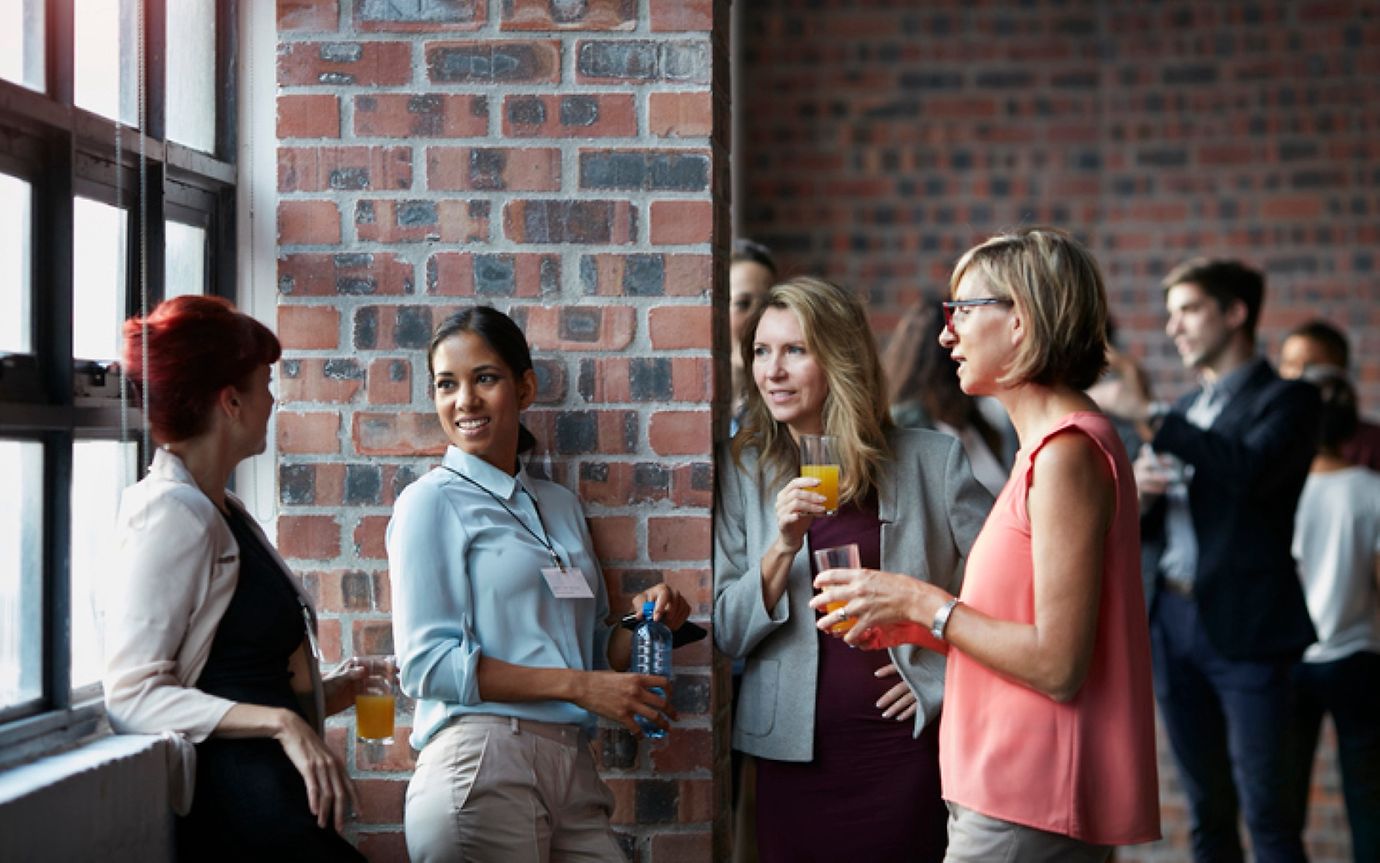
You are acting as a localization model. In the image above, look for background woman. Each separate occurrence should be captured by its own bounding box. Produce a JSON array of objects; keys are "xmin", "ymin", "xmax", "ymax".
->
[
  {"xmin": 714, "ymin": 276, "xmax": 992, "ymax": 862},
  {"xmin": 882, "ymin": 297, "xmax": 1016, "ymax": 496},
  {"xmin": 388, "ymin": 306, "xmax": 691, "ymax": 863},
  {"xmin": 1285, "ymin": 372, "xmax": 1380, "ymax": 862},
  {"xmin": 813, "ymin": 229, "xmax": 1160, "ymax": 861},
  {"xmin": 103, "ymin": 296, "xmax": 365, "ymax": 861}
]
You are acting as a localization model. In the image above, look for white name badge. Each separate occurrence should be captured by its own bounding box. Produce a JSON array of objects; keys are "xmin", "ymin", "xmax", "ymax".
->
[{"xmin": 542, "ymin": 566, "xmax": 595, "ymax": 599}]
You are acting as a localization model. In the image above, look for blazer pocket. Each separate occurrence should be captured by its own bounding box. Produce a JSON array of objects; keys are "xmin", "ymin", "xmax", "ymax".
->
[{"xmin": 737, "ymin": 658, "xmax": 779, "ymax": 737}]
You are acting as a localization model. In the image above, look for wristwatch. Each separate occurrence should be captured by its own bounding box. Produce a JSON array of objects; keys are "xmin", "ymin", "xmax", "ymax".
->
[{"xmin": 930, "ymin": 597, "xmax": 962, "ymax": 642}]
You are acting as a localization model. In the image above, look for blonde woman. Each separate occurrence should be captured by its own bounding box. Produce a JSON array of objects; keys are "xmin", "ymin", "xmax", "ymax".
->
[
  {"xmin": 813, "ymin": 229, "xmax": 1160, "ymax": 860},
  {"xmin": 714, "ymin": 276, "xmax": 992, "ymax": 862}
]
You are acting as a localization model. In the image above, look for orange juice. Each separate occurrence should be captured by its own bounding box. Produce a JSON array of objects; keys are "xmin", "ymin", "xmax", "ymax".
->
[
  {"xmin": 801, "ymin": 464, "xmax": 841, "ymax": 514},
  {"xmin": 825, "ymin": 600, "xmax": 856, "ymax": 633},
  {"xmin": 355, "ymin": 693, "xmax": 395, "ymax": 741}
]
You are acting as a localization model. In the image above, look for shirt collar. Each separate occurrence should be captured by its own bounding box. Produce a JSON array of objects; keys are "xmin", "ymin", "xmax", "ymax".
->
[
  {"xmin": 441, "ymin": 446, "xmax": 530, "ymax": 501},
  {"xmin": 1205, "ymin": 354, "xmax": 1265, "ymax": 404}
]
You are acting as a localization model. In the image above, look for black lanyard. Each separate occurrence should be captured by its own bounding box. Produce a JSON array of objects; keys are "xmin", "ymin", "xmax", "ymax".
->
[{"xmin": 443, "ymin": 466, "xmax": 566, "ymax": 571}]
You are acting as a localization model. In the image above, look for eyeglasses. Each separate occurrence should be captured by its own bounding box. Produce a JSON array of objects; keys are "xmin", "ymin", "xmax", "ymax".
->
[{"xmin": 941, "ymin": 298, "xmax": 1013, "ymax": 335}]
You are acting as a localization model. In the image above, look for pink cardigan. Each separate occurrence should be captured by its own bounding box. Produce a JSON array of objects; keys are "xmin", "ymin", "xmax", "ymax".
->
[{"xmin": 940, "ymin": 413, "xmax": 1160, "ymax": 845}]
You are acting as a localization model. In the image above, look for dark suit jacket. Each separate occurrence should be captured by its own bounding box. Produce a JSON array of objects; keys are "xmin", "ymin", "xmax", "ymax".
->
[{"xmin": 1141, "ymin": 358, "xmax": 1319, "ymax": 660}]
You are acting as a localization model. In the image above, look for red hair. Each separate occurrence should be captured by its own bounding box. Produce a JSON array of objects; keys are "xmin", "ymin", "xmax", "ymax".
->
[{"xmin": 122, "ymin": 296, "xmax": 282, "ymax": 443}]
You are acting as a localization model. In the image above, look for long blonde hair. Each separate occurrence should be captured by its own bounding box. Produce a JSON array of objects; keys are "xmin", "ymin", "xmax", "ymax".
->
[{"xmin": 732, "ymin": 276, "xmax": 893, "ymax": 503}]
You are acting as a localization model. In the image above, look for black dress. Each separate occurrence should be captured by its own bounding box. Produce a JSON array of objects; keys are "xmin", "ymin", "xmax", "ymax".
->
[{"xmin": 175, "ymin": 506, "xmax": 364, "ymax": 862}]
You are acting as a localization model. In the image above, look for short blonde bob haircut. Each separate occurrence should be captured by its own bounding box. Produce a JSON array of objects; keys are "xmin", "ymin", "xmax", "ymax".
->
[
  {"xmin": 950, "ymin": 227, "xmax": 1109, "ymax": 392},
  {"xmin": 732, "ymin": 276, "xmax": 893, "ymax": 505}
]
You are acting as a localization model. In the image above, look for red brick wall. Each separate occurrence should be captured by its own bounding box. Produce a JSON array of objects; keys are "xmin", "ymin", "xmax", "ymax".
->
[
  {"xmin": 741, "ymin": 1, "xmax": 1375, "ymax": 860},
  {"xmin": 275, "ymin": 1, "xmax": 729, "ymax": 860},
  {"xmin": 741, "ymin": 0, "xmax": 1379, "ymax": 410}
]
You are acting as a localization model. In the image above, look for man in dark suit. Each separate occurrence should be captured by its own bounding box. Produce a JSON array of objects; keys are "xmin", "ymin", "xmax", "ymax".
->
[{"xmin": 1112, "ymin": 259, "xmax": 1319, "ymax": 863}]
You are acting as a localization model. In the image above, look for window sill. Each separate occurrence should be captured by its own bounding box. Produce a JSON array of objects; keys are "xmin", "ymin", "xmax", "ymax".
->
[
  {"xmin": 0, "ymin": 731, "xmax": 161, "ymax": 803},
  {"xmin": 0, "ymin": 732, "xmax": 175, "ymax": 863},
  {"xmin": 0, "ymin": 700, "xmax": 105, "ymax": 771}
]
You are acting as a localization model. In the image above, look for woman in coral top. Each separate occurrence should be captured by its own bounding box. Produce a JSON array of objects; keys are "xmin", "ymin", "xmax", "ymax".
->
[{"xmin": 813, "ymin": 228, "xmax": 1160, "ymax": 861}]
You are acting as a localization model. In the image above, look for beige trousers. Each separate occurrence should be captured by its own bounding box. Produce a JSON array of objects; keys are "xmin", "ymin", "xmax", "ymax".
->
[
  {"xmin": 405, "ymin": 715, "xmax": 624, "ymax": 863},
  {"xmin": 943, "ymin": 804, "xmax": 1112, "ymax": 863}
]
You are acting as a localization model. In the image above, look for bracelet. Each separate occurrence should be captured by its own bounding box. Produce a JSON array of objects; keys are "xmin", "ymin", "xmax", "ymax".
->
[{"xmin": 930, "ymin": 597, "xmax": 962, "ymax": 642}]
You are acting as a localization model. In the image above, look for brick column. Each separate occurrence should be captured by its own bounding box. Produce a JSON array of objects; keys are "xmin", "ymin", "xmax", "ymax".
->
[{"xmin": 276, "ymin": 1, "xmax": 728, "ymax": 860}]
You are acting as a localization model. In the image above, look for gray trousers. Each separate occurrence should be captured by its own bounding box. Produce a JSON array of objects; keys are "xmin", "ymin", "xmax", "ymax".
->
[{"xmin": 944, "ymin": 804, "xmax": 1112, "ymax": 863}]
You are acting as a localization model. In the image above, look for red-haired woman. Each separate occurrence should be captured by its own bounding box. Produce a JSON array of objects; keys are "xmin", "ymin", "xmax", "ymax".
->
[{"xmin": 103, "ymin": 296, "xmax": 366, "ymax": 861}]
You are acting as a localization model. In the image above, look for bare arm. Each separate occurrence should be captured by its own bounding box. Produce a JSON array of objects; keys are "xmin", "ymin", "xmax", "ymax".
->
[
  {"xmin": 213, "ymin": 703, "xmax": 357, "ymax": 832},
  {"xmin": 479, "ymin": 581, "xmax": 690, "ymax": 734},
  {"xmin": 928, "ymin": 433, "xmax": 1111, "ymax": 700},
  {"xmin": 817, "ymin": 432, "xmax": 1112, "ymax": 702},
  {"xmin": 475, "ymin": 656, "xmax": 668, "ymax": 735}
]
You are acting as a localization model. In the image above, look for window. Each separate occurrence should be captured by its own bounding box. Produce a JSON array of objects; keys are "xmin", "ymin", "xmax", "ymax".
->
[{"xmin": 0, "ymin": 0, "xmax": 236, "ymax": 746}]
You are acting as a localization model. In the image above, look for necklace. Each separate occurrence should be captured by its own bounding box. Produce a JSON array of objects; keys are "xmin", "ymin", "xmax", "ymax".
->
[{"xmin": 442, "ymin": 466, "xmax": 566, "ymax": 571}]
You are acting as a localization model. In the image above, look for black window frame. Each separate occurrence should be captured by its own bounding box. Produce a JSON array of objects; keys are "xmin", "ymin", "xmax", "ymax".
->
[{"xmin": 0, "ymin": 0, "xmax": 239, "ymax": 755}]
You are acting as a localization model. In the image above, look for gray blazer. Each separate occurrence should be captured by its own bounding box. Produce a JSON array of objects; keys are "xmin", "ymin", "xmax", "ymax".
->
[{"xmin": 713, "ymin": 427, "xmax": 993, "ymax": 762}]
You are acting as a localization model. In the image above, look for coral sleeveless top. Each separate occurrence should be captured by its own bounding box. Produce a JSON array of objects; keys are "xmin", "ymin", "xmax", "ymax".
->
[{"xmin": 939, "ymin": 412, "xmax": 1160, "ymax": 845}]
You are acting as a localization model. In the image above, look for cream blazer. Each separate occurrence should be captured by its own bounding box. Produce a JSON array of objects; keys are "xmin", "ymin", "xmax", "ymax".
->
[{"xmin": 101, "ymin": 448, "xmax": 325, "ymax": 812}]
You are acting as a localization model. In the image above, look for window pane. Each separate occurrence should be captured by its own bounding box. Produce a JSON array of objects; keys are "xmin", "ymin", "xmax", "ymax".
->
[
  {"xmin": 0, "ymin": 441, "xmax": 44, "ymax": 711},
  {"xmin": 74, "ymin": 0, "xmax": 138, "ymax": 126},
  {"xmin": 0, "ymin": 0, "xmax": 45, "ymax": 91},
  {"xmin": 166, "ymin": 0, "xmax": 216, "ymax": 153},
  {"xmin": 70, "ymin": 441, "xmax": 138, "ymax": 691},
  {"xmin": 0, "ymin": 174, "xmax": 33, "ymax": 354},
  {"xmin": 73, "ymin": 197, "xmax": 129, "ymax": 362},
  {"xmin": 165, "ymin": 221, "xmax": 207, "ymax": 299}
]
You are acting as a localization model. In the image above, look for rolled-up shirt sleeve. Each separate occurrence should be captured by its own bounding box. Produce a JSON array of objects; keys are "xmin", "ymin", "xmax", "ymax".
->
[{"xmin": 388, "ymin": 481, "xmax": 482, "ymax": 706}]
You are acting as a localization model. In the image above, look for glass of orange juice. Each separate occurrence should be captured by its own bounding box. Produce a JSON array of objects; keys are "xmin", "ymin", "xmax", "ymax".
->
[
  {"xmin": 355, "ymin": 655, "xmax": 397, "ymax": 744},
  {"xmin": 812, "ymin": 543, "xmax": 860, "ymax": 634},
  {"xmin": 799, "ymin": 434, "xmax": 842, "ymax": 515}
]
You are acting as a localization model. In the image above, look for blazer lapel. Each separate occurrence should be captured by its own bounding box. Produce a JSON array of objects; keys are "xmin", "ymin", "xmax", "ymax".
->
[
  {"xmin": 1208, "ymin": 360, "xmax": 1272, "ymax": 434},
  {"xmin": 877, "ymin": 433, "xmax": 900, "ymax": 566}
]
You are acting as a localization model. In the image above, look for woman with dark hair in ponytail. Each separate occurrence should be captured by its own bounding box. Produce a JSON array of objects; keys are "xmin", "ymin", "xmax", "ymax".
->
[{"xmin": 388, "ymin": 306, "xmax": 691, "ymax": 863}]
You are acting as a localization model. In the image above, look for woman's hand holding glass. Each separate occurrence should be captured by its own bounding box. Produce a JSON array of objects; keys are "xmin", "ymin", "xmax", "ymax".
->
[
  {"xmin": 811, "ymin": 566, "xmax": 953, "ymax": 651},
  {"xmin": 773, "ymin": 476, "xmax": 828, "ymax": 553},
  {"xmin": 321, "ymin": 656, "xmax": 372, "ymax": 716}
]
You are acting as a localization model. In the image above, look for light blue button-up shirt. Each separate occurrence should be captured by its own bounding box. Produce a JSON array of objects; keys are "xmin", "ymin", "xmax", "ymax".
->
[{"xmin": 387, "ymin": 447, "xmax": 613, "ymax": 748}]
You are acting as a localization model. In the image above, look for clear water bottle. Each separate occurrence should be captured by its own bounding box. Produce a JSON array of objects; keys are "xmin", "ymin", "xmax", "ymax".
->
[{"xmin": 631, "ymin": 600, "xmax": 672, "ymax": 739}]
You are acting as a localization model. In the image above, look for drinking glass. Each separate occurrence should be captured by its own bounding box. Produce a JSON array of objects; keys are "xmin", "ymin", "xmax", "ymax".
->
[
  {"xmin": 812, "ymin": 543, "xmax": 860, "ymax": 634},
  {"xmin": 355, "ymin": 655, "xmax": 397, "ymax": 744},
  {"xmin": 799, "ymin": 434, "xmax": 842, "ymax": 516}
]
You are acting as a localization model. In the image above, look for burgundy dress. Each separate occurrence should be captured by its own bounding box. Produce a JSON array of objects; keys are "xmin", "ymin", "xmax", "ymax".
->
[{"xmin": 755, "ymin": 494, "xmax": 947, "ymax": 863}]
